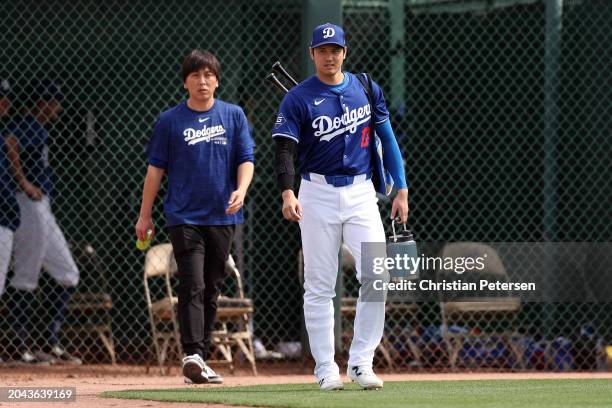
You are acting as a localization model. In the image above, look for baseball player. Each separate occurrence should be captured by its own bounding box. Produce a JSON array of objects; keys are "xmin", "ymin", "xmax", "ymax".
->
[
  {"xmin": 135, "ymin": 49, "xmax": 255, "ymax": 384},
  {"xmin": 0, "ymin": 79, "xmax": 20, "ymax": 298},
  {"xmin": 272, "ymin": 23, "xmax": 409, "ymax": 390},
  {"xmin": 5, "ymin": 79, "xmax": 82, "ymax": 365}
]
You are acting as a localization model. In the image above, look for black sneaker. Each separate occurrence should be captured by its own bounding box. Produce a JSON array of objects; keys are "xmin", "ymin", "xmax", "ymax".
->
[{"xmin": 49, "ymin": 346, "xmax": 83, "ymax": 365}]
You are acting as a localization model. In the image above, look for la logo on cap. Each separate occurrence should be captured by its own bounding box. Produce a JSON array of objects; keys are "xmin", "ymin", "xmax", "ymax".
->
[{"xmin": 322, "ymin": 27, "xmax": 335, "ymax": 38}]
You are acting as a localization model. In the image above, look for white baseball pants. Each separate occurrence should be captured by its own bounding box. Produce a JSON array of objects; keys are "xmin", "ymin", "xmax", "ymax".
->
[
  {"xmin": 0, "ymin": 225, "xmax": 14, "ymax": 296},
  {"xmin": 11, "ymin": 194, "xmax": 79, "ymax": 291},
  {"xmin": 298, "ymin": 176, "xmax": 386, "ymax": 380}
]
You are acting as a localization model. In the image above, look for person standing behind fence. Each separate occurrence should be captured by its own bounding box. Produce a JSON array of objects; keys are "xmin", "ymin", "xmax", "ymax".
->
[
  {"xmin": 135, "ymin": 49, "xmax": 255, "ymax": 384},
  {"xmin": 4, "ymin": 79, "xmax": 82, "ymax": 365},
  {"xmin": 0, "ymin": 79, "xmax": 20, "ymax": 298}
]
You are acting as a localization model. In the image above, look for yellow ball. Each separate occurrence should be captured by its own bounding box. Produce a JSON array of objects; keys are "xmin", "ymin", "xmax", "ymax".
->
[
  {"xmin": 136, "ymin": 239, "xmax": 150, "ymax": 251},
  {"xmin": 136, "ymin": 229, "xmax": 153, "ymax": 251}
]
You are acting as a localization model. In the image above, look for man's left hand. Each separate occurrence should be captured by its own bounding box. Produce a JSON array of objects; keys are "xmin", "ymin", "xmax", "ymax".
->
[
  {"xmin": 226, "ymin": 189, "xmax": 247, "ymax": 214},
  {"xmin": 390, "ymin": 188, "xmax": 409, "ymax": 224}
]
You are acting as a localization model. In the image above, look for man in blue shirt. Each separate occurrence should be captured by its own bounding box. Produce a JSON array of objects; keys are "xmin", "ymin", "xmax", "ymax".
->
[
  {"xmin": 0, "ymin": 79, "xmax": 20, "ymax": 299},
  {"xmin": 136, "ymin": 49, "xmax": 255, "ymax": 384},
  {"xmin": 272, "ymin": 23, "xmax": 409, "ymax": 390},
  {"xmin": 5, "ymin": 79, "xmax": 82, "ymax": 365}
]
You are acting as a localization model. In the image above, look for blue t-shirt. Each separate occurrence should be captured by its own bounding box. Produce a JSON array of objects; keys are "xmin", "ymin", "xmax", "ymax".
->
[
  {"xmin": 146, "ymin": 99, "xmax": 255, "ymax": 227},
  {"xmin": 9, "ymin": 115, "xmax": 54, "ymax": 197},
  {"xmin": 272, "ymin": 72, "xmax": 389, "ymax": 176},
  {"xmin": 0, "ymin": 131, "xmax": 20, "ymax": 231}
]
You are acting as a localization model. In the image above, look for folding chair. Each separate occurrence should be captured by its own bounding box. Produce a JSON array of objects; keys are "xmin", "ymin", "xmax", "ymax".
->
[
  {"xmin": 64, "ymin": 241, "xmax": 116, "ymax": 364},
  {"xmin": 209, "ymin": 255, "xmax": 257, "ymax": 375},
  {"xmin": 143, "ymin": 243, "xmax": 181, "ymax": 374},
  {"xmin": 438, "ymin": 242, "xmax": 524, "ymax": 369},
  {"xmin": 144, "ymin": 243, "xmax": 257, "ymax": 375}
]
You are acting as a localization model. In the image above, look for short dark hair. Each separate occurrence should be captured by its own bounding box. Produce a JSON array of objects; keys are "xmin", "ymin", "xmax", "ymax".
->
[{"xmin": 181, "ymin": 49, "xmax": 221, "ymax": 82}]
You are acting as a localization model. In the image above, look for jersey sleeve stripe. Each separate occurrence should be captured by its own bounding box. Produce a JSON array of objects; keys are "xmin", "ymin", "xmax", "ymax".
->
[
  {"xmin": 272, "ymin": 133, "xmax": 299, "ymax": 143},
  {"xmin": 375, "ymin": 116, "xmax": 390, "ymax": 125}
]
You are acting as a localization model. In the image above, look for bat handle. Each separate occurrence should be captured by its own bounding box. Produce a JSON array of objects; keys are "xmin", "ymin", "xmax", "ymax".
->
[
  {"xmin": 272, "ymin": 61, "xmax": 299, "ymax": 87},
  {"xmin": 265, "ymin": 73, "xmax": 289, "ymax": 93}
]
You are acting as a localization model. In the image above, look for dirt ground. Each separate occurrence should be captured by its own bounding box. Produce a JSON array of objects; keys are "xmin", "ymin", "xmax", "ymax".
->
[{"xmin": 0, "ymin": 365, "xmax": 610, "ymax": 408}]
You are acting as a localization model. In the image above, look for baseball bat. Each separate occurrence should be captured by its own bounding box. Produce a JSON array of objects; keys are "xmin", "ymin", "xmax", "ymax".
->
[
  {"xmin": 266, "ymin": 73, "xmax": 289, "ymax": 93},
  {"xmin": 272, "ymin": 61, "xmax": 299, "ymax": 87}
]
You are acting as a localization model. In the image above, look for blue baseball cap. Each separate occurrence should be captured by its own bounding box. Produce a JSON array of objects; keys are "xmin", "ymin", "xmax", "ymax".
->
[
  {"xmin": 0, "ymin": 79, "xmax": 10, "ymax": 97},
  {"xmin": 311, "ymin": 23, "xmax": 346, "ymax": 49},
  {"xmin": 35, "ymin": 79, "xmax": 64, "ymax": 102}
]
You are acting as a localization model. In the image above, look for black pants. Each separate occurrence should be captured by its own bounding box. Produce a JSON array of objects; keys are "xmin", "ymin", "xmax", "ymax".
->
[{"xmin": 168, "ymin": 224, "xmax": 235, "ymax": 360}]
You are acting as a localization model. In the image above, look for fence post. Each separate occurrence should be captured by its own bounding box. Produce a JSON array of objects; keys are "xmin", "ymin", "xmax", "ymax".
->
[
  {"xmin": 543, "ymin": 0, "xmax": 563, "ymax": 340},
  {"xmin": 300, "ymin": 0, "xmax": 344, "ymax": 353},
  {"xmin": 389, "ymin": 0, "xmax": 405, "ymax": 112}
]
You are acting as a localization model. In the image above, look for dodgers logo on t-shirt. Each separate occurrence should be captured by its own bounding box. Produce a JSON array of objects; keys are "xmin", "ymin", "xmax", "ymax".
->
[{"xmin": 183, "ymin": 124, "xmax": 227, "ymax": 146}]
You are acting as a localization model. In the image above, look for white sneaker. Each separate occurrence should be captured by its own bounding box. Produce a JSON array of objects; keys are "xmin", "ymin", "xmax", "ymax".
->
[
  {"xmin": 203, "ymin": 364, "xmax": 223, "ymax": 384},
  {"xmin": 182, "ymin": 354, "xmax": 208, "ymax": 384},
  {"xmin": 347, "ymin": 365, "xmax": 383, "ymax": 390},
  {"xmin": 49, "ymin": 346, "xmax": 82, "ymax": 365},
  {"xmin": 318, "ymin": 374, "xmax": 344, "ymax": 391},
  {"xmin": 20, "ymin": 350, "xmax": 52, "ymax": 366}
]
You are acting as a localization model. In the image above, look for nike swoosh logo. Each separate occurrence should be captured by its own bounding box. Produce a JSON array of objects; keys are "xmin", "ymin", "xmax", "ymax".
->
[
  {"xmin": 314, "ymin": 99, "xmax": 325, "ymax": 106},
  {"xmin": 198, "ymin": 117, "xmax": 210, "ymax": 123}
]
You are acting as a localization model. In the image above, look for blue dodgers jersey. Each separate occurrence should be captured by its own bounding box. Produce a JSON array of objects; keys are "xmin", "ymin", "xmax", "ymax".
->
[
  {"xmin": 9, "ymin": 115, "xmax": 54, "ymax": 197},
  {"xmin": 0, "ymin": 133, "xmax": 20, "ymax": 231},
  {"xmin": 146, "ymin": 99, "xmax": 255, "ymax": 227},
  {"xmin": 272, "ymin": 72, "xmax": 389, "ymax": 176}
]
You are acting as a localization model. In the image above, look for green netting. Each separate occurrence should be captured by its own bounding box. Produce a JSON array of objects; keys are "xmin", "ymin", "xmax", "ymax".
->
[{"xmin": 0, "ymin": 0, "xmax": 609, "ymax": 371}]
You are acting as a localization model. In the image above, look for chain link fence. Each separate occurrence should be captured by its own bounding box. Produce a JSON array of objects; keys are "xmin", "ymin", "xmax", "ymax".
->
[{"xmin": 0, "ymin": 0, "xmax": 610, "ymax": 371}]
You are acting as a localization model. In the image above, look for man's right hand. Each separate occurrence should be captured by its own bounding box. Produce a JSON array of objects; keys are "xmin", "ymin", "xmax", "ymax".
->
[
  {"xmin": 281, "ymin": 190, "xmax": 302, "ymax": 222},
  {"xmin": 21, "ymin": 181, "xmax": 44, "ymax": 201},
  {"xmin": 135, "ymin": 216, "xmax": 155, "ymax": 241}
]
